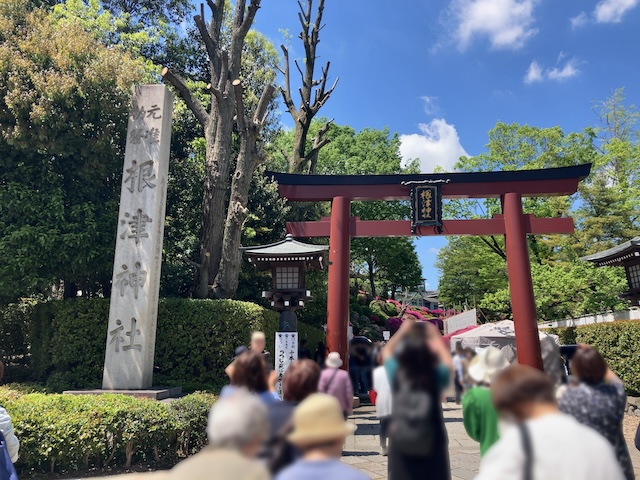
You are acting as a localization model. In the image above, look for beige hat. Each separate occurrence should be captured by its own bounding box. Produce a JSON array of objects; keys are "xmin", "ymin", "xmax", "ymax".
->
[
  {"xmin": 288, "ymin": 393, "xmax": 356, "ymax": 446},
  {"xmin": 468, "ymin": 346, "xmax": 509, "ymax": 384},
  {"xmin": 325, "ymin": 351, "xmax": 343, "ymax": 369}
]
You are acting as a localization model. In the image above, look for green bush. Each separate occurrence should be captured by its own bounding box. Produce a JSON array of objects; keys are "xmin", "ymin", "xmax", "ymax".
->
[
  {"xmin": 0, "ymin": 300, "xmax": 36, "ymax": 381},
  {"xmin": 26, "ymin": 298, "xmax": 324, "ymax": 392},
  {"xmin": 171, "ymin": 392, "xmax": 217, "ymax": 456},
  {"xmin": 545, "ymin": 326, "xmax": 577, "ymax": 345},
  {"xmin": 3, "ymin": 389, "xmax": 216, "ymax": 475},
  {"xmin": 574, "ymin": 321, "xmax": 640, "ymax": 396}
]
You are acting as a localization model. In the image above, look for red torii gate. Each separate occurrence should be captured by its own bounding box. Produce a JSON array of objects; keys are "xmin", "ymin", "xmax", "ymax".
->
[{"xmin": 269, "ymin": 163, "xmax": 592, "ymax": 370}]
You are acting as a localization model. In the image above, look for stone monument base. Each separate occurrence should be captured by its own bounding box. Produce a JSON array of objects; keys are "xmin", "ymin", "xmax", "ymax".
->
[{"xmin": 63, "ymin": 387, "xmax": 182, "ymax": 401}]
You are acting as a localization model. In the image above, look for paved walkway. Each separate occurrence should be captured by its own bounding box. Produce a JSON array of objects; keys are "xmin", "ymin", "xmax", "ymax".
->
[
  {"xmin": 342, "ymin": 402, "xmax": 480, "ymax": 480},
  {"xmin": 343, "ymin": 403, "xmax": 640, "ymax": 480}
]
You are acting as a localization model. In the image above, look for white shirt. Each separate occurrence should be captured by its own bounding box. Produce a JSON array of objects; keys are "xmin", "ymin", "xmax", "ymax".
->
[
  {"xmin": 0, "ymin": 406, "xmax": 19, "ymax": 463},
  {"xmin": 452, "ymin": 354, "xmax": 464, "ymax": 379},
  {"xmin": 372, "ymin": 366, "xmax": 392, "ymax": 418},
  {"xmin": 475, "ymin": 412, "xmax": 624, "ymax": 480}
]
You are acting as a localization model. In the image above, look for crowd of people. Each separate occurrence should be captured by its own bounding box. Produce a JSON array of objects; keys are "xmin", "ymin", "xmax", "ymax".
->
[{"xmin": 2, "ymin": 325, "xmax": 639, "ymax": 480}]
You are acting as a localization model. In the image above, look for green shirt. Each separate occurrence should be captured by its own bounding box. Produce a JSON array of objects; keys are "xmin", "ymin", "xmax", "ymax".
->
[{"xmin": 462, "ymin": 386, "xmax": 500, "ymax": 457}]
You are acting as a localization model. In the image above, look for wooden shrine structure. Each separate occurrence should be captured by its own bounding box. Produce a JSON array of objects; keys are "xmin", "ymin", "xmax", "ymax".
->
[{"xmin": 268, "ymin": 163, "xmax": 592, "ymax": 370}]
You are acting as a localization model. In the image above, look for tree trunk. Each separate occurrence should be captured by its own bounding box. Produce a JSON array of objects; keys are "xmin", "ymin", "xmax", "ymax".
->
[
  {"xmin": 213, "ymin": 82, "xmax": 274, "ymax": 298},
  {"xmin": 201, "ymin": 105, "xmax": 234, "ymax": 287},
  {"xmin": 289, "ymin": 118, "xmax": 308, "ymax": 173},
  {"xmin": 213, "ymin": 136, "xmax": 256, "ymax": 297},
  {"xmin": 367, "ymin": 259, "xmax": 377, "ymax": 298}
]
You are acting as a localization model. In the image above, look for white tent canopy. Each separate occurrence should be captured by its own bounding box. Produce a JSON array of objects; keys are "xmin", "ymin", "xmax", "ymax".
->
[{"xmin": 450, "ymin": 320, "xmax": 563, "ymax": 383}]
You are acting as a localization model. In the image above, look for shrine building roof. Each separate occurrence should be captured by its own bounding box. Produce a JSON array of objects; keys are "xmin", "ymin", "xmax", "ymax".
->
[
  {"xmin": 581, "ymin": 237, "xmax": 640, "ymax": 267},
  {"xmin": 241, "ymin": 234, "xmax": 328, "ymax": 270}
]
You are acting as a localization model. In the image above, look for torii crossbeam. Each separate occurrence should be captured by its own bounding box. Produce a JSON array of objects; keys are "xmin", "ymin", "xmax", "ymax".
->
[{"xmin": 268, "ymin": 163, "xmax": 592, "ymax": 370}]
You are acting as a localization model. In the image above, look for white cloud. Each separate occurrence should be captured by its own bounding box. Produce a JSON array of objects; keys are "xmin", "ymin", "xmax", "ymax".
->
[
  {"xmin": 428, "ymin": 247, "xmax": 441, "ymax": 254},
  {"xmin": 595, "ymin": 0, "xmax": 639, "ymax": 23},
  {"xmin": 524, "ymin": 60, "xmax": 543, "ymax": 84},
  {"xmin": 570, "ymin": 11, "xmax": 589, "ymax": 29},
  {"xmin": 400, "ymin": 119, "xmax": 468, "ymax": 173},
  {"xmin": 420, "ymin": 96, "xmax": 440, "ymax": 116},
  {"xmin": 547, "ymin": 58, "xmax": 580, "ymax": 81},
  {"xmin": 523, "ymin": 56, "xmax": 581, "ymax": 84},
  {"xmin": 451, "ymin": 0, "xmax": 539, "ymax": 50}
]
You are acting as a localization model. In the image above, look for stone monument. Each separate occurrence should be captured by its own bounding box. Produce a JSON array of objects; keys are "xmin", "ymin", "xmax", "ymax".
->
[{"xmin": 102, "ymin": 85, "xmax": 173, "ymax": 390}]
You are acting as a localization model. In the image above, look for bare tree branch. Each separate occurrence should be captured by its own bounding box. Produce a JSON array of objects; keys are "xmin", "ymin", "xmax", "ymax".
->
[
  {"xmin": 162, "ymin": 68, "xmax": 209, "ymax": 127},
  {"xmin": 479, "ymin": 236, "xmax": 507, "ymax": 260},
  {"xmin": 232, "ymin": 79, "xmax": 246, "ymax": 133},
  {"xmin": 279, "ymin": 0, "xmax": 336, "ymax": 173},
  {"xmin": 194, "ymin": 12, "xmax": 219, "ymax": 78},
  {"xmin": 253, "ymin": 84, "xmax": 276, "ymax": 126},
  {"xmin": 205, "ymin": 83, "xmax": 222, "ymax": 102}
]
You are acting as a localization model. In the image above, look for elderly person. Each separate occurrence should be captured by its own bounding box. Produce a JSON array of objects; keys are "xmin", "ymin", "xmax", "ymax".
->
[
  {"xmin": 318, "ymin": 352, "xmax": 353, "ymax": 419},
  {"xmin": 276, "ymin": 393, "xmax": 369, "ymax": 480},
  {"xmin": 221, "ymin": 350, "xmax": 279, "ymax": 403},
  {"xmin": 558, "ymin": 345, "xmax": 634, "ymax": 480},
  {"xmin": 94, "ymin": 391, "xmax": 269, "ymax": 480},
  {"xmin": 250, "ymin": 331, "xmax": 272, "ymax": 372},
  {"xmin": 0, "ymin": 360, "xmax": 19, "ymax": 464},
  {"xmin": 476, "ymin": 364, "xmax": 624, "ymax": 480},
  {"xmin": 265, "ymin": 359, "xmax": 321, "ymax": 474}
]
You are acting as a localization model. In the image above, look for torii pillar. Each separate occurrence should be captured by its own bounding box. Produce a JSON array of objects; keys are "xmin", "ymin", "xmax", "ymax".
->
[
  {"xmin": 503, "ymin": 192, "xmax": 542, "ymax": 370},
  {"xmin": 326, "ymin": 196, "xmax": 351, "ymax": 368}
]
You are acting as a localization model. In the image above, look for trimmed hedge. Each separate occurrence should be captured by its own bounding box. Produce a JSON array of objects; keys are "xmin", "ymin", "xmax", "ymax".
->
[
  {"xmin": 546, "ymin": 320, "xmax": 640, "ymax": 396},
  {"xmin": 17, "ymin": 298, "xmax": 324, "ymax": 392},
  {"xmin": 0, "ymin": 386, "xmax": 215, "ymax": 475}
]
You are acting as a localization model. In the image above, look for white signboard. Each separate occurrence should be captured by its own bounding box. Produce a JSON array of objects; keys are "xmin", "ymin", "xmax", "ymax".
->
[
  {"xmin": 102, "ymin": 85, "xmax": 173, "ymax": 390},
  {"xmin": 275, "ymin": 332, "xmax": 298, "ymax": 399},
  {"xmin": 445, "ymin": 309, "xmax": 478, "ymax": 335}
]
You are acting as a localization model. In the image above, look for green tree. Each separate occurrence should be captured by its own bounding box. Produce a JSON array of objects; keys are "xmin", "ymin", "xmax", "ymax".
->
[
  {"xmin": 574, "ymin": 88, "xmax": 640, "ymax": 255},
  {"xmin": 436, "ymin": 119, "xmax": 630, "ymax": 321},
  {"xmin": 162, "ymin": 0, "xmax": 278, "ymax": 299},
  {"xmin": 0, "ymin": 0, "xmax": 146, "ymax": 302}
]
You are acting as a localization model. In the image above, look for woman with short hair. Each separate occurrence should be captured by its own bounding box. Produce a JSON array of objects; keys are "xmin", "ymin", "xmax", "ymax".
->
[
  {"xmin": 221, "ymin": 350, "xmax": 279, "ymax": 404},
  {"xmin": 558, "ymin": 345, "xmax": 634, "ymax": 480},
  {"xmin": 264, "ymin": 359, "xmax": 322, "ymax": 474}
]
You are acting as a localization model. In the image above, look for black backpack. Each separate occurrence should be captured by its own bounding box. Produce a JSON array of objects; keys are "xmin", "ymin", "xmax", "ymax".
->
[{"xmin": 390, "ymin": 374, "xmax": 435, "ymax": 457}]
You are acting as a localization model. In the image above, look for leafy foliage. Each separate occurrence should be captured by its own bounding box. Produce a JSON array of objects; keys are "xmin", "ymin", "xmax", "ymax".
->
[
  {"xmin": 25, "ymin": 298, "xmax": 323, "ymax": 392},
  {"xmin": 0, "ymin": 1, "xmax": 146, "ymax": 302},
  {"xmin": 2, "ymin": 388, "xmax": 215, "ymax": 474},
  {"xmin": 575, "ymin": 321, "xmax": 640, "ymax": 395},
  {"xmin": 437, "ymin": 101, "xmax": 639, "ymax": 320}
]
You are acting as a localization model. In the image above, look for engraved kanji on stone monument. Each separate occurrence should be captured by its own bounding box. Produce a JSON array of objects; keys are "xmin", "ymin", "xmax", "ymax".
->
[
  {"xmin": 120, "ymin": 209, "xmax": 152, "ymax": 244},
  {"xmin": 114, "ymin": 262, "xmax": 147, "ymax": 298},
  {"xmin": 103, "ymin": 85, "xmax": 173, "ymax": 390},
  {"xmin": 129, "ymin": 127, "xmax": 160, "ymax": 145},
  {"xmin": 123, "ymin": 160, "xmax": 156, "ymax": 193}
]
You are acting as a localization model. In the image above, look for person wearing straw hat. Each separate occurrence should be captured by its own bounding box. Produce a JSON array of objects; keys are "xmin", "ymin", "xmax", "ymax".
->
[
  {"xmin": 275, "ymin": 393, "xmax": 369, "ymax": 480},
  {"xmin": 318, "ymin": 352, "xmax": 354, "ymax": 419},
  {"xmin": 462, "ymin": 346, "xmax": 509, "ymax": 456}
]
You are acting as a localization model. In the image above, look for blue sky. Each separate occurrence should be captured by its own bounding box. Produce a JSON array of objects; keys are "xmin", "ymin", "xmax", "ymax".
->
[{"xmin": 249, "ymin": 0, "xmax": 640, "ymax": 288}]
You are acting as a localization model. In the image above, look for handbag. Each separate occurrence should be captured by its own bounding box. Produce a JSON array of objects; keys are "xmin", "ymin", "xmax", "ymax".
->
[
  {"xmin": 518, "ymin": 423, "xmax": 533, "ymax": 480},
  {"xmin": 0, "ymin": 431, "xmax": 18, "ymax": 480}
]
